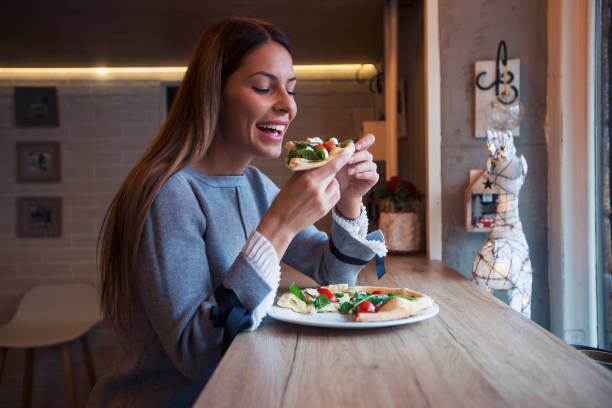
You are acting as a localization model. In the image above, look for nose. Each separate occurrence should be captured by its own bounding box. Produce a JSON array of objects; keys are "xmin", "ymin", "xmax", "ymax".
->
[{"xmin": 274, "ymin": 90, "xmax": 297, "ymax": 119}]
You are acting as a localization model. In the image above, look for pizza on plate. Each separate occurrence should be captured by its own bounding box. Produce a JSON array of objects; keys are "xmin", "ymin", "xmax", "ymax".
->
[
  {"xmin": 276, "ymin": 283, "xmax": 434, "ymax": 322},
  {"xmin": 285, "ymin": 137, "xmax": 355, "ymax": 171}
]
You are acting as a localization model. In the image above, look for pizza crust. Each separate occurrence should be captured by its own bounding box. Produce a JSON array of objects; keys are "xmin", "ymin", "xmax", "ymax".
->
[
  {"xmin": 277, "ymin": 293, "xmax": 314, "ymax": 314},
  {"xmin": 322, "ymin": 283, "xmax": 349, "ymax": 292},
  {"xmin": 286, "ymin": 143, "xmax": 355, "ymax": 171},
  {"xmin": 355, "ymin": 296, "xmax": 433, "ymax": 322},
  {"xmin": 352, "ymin": 286, "xmax": 427, "ymax": 298},
  {"xmin": 276, "ymin": 292, "xmax": 342, "ymax": 314}
]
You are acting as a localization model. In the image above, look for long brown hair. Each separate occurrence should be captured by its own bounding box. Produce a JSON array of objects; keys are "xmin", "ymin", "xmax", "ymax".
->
[{"xmin": 98, "ymin": 17, "xmax": 291, "ymax": 330}]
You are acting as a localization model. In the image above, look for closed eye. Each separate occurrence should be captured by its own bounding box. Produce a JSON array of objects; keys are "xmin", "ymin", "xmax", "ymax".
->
[{"xmin": 253, "ymin": 86, "xmax": 295, "ymax": 97}]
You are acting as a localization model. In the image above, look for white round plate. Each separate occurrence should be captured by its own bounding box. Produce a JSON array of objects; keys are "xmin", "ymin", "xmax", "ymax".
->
[{"xmin": 267, "ymin": 302, "xmax": 439, "ymax": 329}]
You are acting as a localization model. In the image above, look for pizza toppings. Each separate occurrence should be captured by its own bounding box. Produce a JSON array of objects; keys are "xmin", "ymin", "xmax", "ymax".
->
[
  {"xmin": 278, "ymin": 283, "xmax": 426, "ymax": 322},
  {"xmin": 285, "ymin": 138, "xmax": 355, "ymax": 171},
  {"xmin": 287, "ymin": 283, "xmax": 334, "ymax": 312},
  {"xmin": 316, "ymin": 288, "xmax": 337, "ymax": 303},
  {"xmin": 357, "ymin": 300, "xmax": 376, "ymax": 313}
]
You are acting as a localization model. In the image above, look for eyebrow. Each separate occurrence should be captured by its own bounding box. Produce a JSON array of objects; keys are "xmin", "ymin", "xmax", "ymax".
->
[{"xmin": 248, "ymin": 71, "xmax": 297, "ymax": 82}]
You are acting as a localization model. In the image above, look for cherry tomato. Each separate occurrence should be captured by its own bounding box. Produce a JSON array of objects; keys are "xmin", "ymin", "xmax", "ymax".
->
[
  {"xmin": 317, "ymin": 288, "xmax": 337, "ymax": 303},
  {"xmin": 372, "ymin": 290, "xmax": 384, "ymax": 295},
  {"xmin": 357, "ymin": 300, "xmax": 376, "ymax": 313},
  {"xmin": 313, "ymin": 144, "xmax": 327, "ymax": 151},
  {"xmin": 304, "ymin": 293, "xmax": 313, "ymax": 301},
  {"xmin": 323, "ymin": 141, "xmax": 335, "ymax": 150}
]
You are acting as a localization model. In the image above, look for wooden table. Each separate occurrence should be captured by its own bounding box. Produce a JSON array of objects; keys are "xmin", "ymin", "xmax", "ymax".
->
[{"xmin": 195, "ymin": 256, "xmax": 612, "ymax": 407}]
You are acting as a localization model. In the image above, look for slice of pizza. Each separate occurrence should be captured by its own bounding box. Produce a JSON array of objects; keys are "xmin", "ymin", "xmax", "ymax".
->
[
  {"xmin": 276, "ymin": 283, "xmax": 351, "ymax": 314},
  {"xmin": 285, "ymin": 137, "xmax": 355, "ymax": 171},
  {"xmin": 276, "ymin": 283, "xmax": 434, "ymax": 322}
]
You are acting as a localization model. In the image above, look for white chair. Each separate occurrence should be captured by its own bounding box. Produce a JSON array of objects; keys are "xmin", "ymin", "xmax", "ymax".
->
[{"xmin": 0, "ymin": 283, "xmax": 102, "ymax": 408}]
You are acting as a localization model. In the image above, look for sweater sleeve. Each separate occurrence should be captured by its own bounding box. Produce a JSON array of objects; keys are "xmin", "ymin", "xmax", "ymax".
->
[
  {"xmin": 240, "ymin": 230, "xmax": 281, "ymax": 330},
  {"xmin": 251, "ymin": 168, "xmax": 386, "ymax": 287},
  {"xmin": 332, "ymin": 204, "xmax": 388, "ymax": 257},
  {"xmin": 281, "ymin": 216, "xmax": 386, "ymax": 286},
  {"xmin": 134, "ymin": 174, "xmax": 272, "ymax": 380}
]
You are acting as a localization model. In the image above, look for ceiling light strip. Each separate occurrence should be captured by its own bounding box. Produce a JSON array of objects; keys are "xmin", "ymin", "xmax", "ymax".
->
[{"xmin": 0, "ymin": 64, "xmax": 377, "ymax": 79}]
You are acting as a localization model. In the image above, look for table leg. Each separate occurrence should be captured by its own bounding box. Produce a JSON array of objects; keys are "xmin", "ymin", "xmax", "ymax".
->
[
  {"xmin": 80, "ymin": 335, "xmax": 97, "ymax": 388},
  {"xmin": 23, "ymin": 348, "xmax": 34, "ymax": 408},
  {"xmin": 0, "ymin": 347, "xmax": 6, "ymax": 385},
  {"xmin": 61, "ymin": 343, "xmax": 77, "ymax": 408}
]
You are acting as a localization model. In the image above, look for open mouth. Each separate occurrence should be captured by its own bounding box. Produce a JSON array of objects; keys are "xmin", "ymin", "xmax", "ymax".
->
[{"xmin": 256, "ymin": 123, "xmax": 286, "ymax": 140}]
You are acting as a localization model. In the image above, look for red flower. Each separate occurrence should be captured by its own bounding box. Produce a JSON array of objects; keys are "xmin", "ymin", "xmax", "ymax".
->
[
  {"xmin": 402, "ymin": 180, "xmax": 416, "ymax": 195},
  {"xmin": 388, "ymin": 176, "xmax": 401, "ymax": 194},
  {"xmin": 377, "ymin": 175, "xmax": 423, "ymax": 212}
]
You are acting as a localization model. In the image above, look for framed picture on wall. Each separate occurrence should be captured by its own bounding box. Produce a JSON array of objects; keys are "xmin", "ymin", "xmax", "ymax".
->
[
  {"xmin": 161, "ymin": 82, "xmax": 180, "ymax": 120},
  {"xmin": 14, "ymin": 87, "xmax": 59, "ymax": 126},
  {"xmin": 17, "ymin": 141, "xmax": 61, "ymax": 182},
  {"xmin": 17, "ymin": 197, "xmax": 62, "ymax": 238}
]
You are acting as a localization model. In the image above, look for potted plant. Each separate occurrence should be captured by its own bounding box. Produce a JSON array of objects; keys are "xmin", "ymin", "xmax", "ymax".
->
[{"xmin": 376, "ymin": 176, "xmax": 424, "ymax": 253}]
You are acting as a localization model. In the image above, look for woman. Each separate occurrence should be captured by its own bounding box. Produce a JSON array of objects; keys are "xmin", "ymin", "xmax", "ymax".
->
[{"xmin": 89, "ymin": 17, "xmax": 386, "ymax": 407}]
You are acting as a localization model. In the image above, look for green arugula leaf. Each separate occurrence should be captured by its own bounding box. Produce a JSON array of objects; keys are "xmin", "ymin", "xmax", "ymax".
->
[
  {"xmin": 397, "ymin": 295, "xmax": 418, "ymax": 301},
  {"xmin": 353, "ymin": 291, "xmax": 370, "ymax": 304},
  {"xmin": 314, "ymin": 294, "xmax": 331, "ymax": 310},
  {"xmin": 314, "ymin": 147, "xmax": 326, "ymax": 160},
  {"xmin": 351, "ymin": 294, "xmax": 392, "ymax": 314},
  {"xmin": 386, "ymin": 292, "xmax": 417, "ymax": 301},
  {"xmin": 334, "ymin": 292, "xmax": 345, "ymax": 298},
  {"xmin": 288, "ymin": 147, "xmax": 305, "ymax": 158},
  {"xmin": 339, "ymin": 302, "xmax": 353, "ymax": 314},
  {"xmin": 301, "ymin": 149, "xmax": 319, "ymax": 161},
  {"xmin": 289, "ymin": 283, "xmax": 307, "ymax": 302}
]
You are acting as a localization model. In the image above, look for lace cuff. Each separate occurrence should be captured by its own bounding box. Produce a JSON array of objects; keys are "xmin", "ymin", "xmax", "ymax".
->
[
  {"xmin": 332, "ymin": 203, "xmax": 368, "ymax": 237},
  {"xmin": 240, "ymin": 230, "xmax": 281, "ymax": 330},
  {"xmin": 332, "ymin": 204, "xmax": 388, "ymax": 257}
]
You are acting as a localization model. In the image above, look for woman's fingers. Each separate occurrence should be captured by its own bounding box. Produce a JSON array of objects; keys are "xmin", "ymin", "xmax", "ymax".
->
[
  {"xmin": 312, "ymin": 148, "xmax": 352, "ymax": 178},
  {"xmin": 354, "ymin": 169, "xmax": 379, "ymax": 181},
  {"xmin": 354, "ymin": 133, "xmax": 375, "ymax": 151},
  {"xmin": 323, "ymin": 177, "xmax": 341, "ymax": 207},
  {"xmin": 347, "ymin": 160, "xmax": 376, "ymax": 175},
  {"xmin": 348, "ymin": 149, "xmax": 373, "ymax": 165}
]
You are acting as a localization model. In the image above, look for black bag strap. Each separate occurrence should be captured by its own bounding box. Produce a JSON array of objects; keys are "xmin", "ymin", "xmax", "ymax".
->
[
  {"xmin": 210, "ymin": 284, "xmax": 252, "ymax": 353},
  {"xmin": 329, "ymin": 238, "xmax": 386, "ymax": 279}
]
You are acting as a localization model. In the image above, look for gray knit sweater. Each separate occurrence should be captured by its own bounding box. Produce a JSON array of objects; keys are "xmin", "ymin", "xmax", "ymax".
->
[{"xmin": 87, "ymin": 165, "xmax": 384, "ymax": 407}]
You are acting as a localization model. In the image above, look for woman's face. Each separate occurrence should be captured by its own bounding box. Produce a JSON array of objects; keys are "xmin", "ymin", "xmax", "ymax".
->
[{"xmin": 220, "ymin": 41, "xmax": 297, "ymax": 160}]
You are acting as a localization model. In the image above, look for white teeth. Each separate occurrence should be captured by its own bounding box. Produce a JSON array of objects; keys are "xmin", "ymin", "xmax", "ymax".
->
[{"xmin": 258, "ymin": 123, "xmax": 286, "ymax": 132}]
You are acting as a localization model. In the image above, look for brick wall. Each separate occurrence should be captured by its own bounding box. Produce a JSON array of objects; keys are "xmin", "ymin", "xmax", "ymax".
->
[
  {"xmin": 0, "ymin": 78, "xmax": 163, "ymax": 324},
  {"xmin": 0, "ymin": 73, "xmax": 377, "ymax": 406}
]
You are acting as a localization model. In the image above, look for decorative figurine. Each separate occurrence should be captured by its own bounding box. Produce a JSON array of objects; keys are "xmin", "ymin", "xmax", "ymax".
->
[{"xmin": 472, "ymin": 128, "xmax": 533, "ymax": 317}]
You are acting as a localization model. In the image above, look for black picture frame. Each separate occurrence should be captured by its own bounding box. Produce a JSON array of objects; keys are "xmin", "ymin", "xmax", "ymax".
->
[
  {"xmin": 17, "ymin": 197, "xmax": 62, "ymax": 238},
  {"xmin": 17, "ymin": 141, "xmax": 61, "ymax": 182},
  {"xmin": 14, "ymin": 87, "xmax": 59, "ymax": 126},
  {"xmin": 161, "ymin": 82, "xmax": 180, "ymax": 119}
]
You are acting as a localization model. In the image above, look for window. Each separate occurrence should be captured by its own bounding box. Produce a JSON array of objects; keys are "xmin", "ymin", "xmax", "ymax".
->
[{"xmin": 595, "ymin": 0, "xmax": 611, "ymax": 350}]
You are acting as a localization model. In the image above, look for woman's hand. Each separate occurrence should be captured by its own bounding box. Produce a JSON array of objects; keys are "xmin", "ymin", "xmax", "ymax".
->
[
  {"xmin": 335, "ymin": 133, "xmax": 379, "ymax": 219},
  {"xmin": 257, "ymin": 149, "xmax": 352, "ymax": 259}
]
